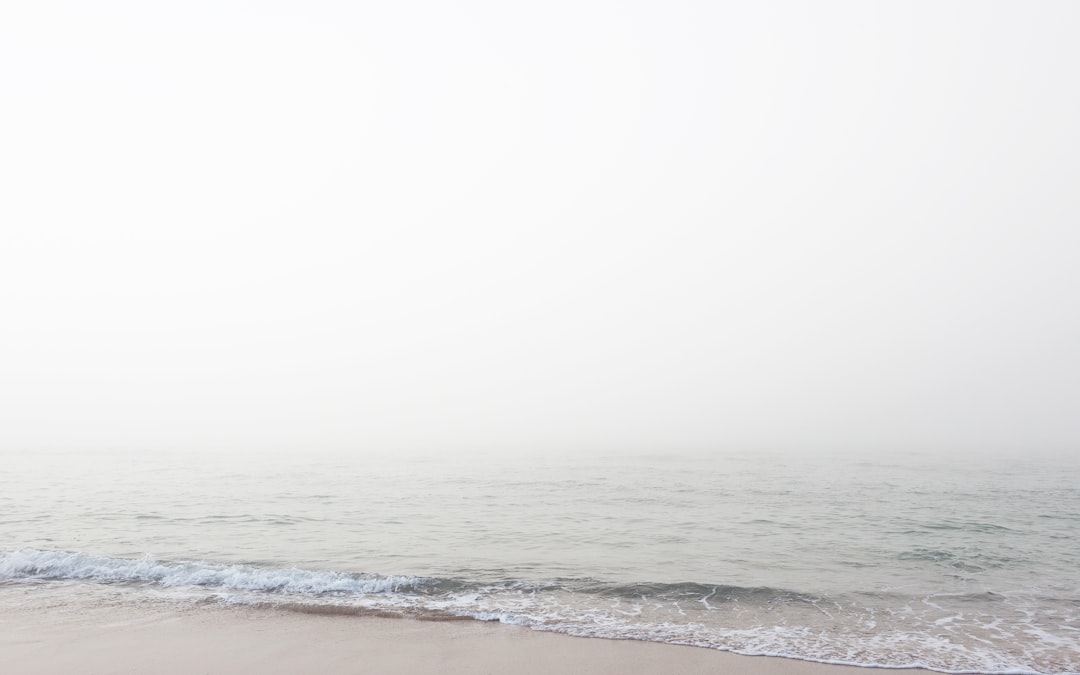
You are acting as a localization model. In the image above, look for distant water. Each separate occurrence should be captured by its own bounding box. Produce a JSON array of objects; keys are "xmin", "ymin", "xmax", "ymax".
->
[{"xmin": 2, "ymin": 449, "xmax": 1078, "ymax": 674}]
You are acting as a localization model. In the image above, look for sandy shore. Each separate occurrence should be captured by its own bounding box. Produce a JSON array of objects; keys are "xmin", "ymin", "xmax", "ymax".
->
[{"xmin": 0, "ymin": 584, "xmax": 925, "ymax": 675}]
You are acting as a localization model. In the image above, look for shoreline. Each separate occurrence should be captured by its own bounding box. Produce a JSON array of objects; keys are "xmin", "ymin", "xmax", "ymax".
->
[{"xmin": 0, "ymin": 584, "xmax": 929, "ymax": 675}]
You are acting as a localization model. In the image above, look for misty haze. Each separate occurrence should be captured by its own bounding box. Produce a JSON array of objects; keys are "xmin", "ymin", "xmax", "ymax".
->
[{"xmin": 1, "ymin": 1, "xmax": 1078, "ymax": 674}]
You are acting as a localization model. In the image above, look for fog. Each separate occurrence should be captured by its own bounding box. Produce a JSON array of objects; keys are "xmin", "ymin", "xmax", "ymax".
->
[{"xmin": 2, "ymin": 1, "xmax": 1078, "ymax": 455}]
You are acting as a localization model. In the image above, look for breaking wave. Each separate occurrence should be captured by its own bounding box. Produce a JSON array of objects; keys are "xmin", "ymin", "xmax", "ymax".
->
[
  {"xmin": 0, "ymin": 548, "xmax": 425, "ymax": 595},
  {"xmin": 3, "ymin": 548, "xmax": 1077, "ymax": 675}
]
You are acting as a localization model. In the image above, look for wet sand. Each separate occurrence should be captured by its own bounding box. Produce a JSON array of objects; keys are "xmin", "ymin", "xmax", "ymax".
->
[{"xmin": 0, "ymin": 585, "xmax": 926, "ymax": 675}]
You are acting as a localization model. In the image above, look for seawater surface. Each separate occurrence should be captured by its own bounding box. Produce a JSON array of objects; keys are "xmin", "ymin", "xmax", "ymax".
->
[{"xmin": 1, "ymin": 449, "xmax": 1077, "ymax": 674}]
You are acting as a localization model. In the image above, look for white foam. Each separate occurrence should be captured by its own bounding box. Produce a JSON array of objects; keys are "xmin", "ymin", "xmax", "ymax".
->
[
  {"xmin": 2, "ymin": 549, "xmax": 1076, "ymax": 675},
  {"xmin": 0, "ymin": 549, "xmax": 420, "ymax": 595}
]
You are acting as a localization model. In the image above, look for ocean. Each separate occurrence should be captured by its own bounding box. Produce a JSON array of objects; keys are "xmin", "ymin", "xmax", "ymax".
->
[{"xmin": 1, "ymin": 448, "xmax": 1077, "ymax": 674}]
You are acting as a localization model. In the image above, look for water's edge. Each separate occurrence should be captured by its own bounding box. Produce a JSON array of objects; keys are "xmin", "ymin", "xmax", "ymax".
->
[{"xmin": 1, "ymin": 549, "xmax": 1059, "ymax": 675}]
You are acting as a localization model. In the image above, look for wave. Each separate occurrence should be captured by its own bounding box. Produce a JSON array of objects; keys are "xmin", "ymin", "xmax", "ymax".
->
[
  {"xmin": 896, "ymin": 547, "xmax": 1028, "ymax": 573},
  {"xmin": 0, "ymin": 549, "xmax": 426, "ymax": 595},
  {"xmin": 0, "ymin": 549, "xmax": 827, "ymax": 605},
  {"xmin": 1, "ymin": 549, "xmax": 1075, "ymax": 675}
]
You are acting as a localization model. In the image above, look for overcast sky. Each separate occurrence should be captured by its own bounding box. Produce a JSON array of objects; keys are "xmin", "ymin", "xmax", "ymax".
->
[{"xmin": 2, "ymin": 1, "xmax": 1078, "ymax": 455}]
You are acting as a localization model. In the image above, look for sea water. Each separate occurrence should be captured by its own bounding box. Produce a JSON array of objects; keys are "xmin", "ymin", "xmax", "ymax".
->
[{"xmin": 1, "ymin": 448, "xmax": 1077, "ymax": 674}]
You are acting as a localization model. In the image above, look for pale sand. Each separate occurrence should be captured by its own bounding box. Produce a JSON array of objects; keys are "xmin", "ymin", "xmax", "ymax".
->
[{"xmin": 0, "ymin": 586, "xmax": 926, "ymax": 675}]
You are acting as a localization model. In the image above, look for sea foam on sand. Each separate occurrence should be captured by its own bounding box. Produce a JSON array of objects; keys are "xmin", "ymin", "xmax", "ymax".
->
[{"xmin": 0, "ymin": 584, "xmax": 926, "ymax": 675}]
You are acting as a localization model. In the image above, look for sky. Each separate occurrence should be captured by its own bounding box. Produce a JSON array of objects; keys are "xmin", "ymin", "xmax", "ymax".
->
[{"xmin": 1, "ymin": 1, "xmax": 1078, "ymax": 455}]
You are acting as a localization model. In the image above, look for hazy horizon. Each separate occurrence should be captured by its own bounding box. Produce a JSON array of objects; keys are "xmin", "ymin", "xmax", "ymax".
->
[{"xmin": 3, "ymin": 1, "xmax": 1078, "ymax": 456}]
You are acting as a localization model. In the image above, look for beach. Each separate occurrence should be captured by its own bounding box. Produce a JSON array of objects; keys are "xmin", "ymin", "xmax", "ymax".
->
[
  {"xmin": 5, "ymin": 0, "xmax": 1079, "ymax": 673},
  {"xmin": 2, "ymin": 450, "xmax": 1077, "ymax": 674},
  {"xmin": 1, "ymin": 584, "xmax": 926, "ymax": 675}
]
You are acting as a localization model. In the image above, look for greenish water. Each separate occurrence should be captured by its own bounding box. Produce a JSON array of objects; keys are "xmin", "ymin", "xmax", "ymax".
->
[{"xmin": 2, "ymin": 449, "xmax": 1077, "ymax": 674}]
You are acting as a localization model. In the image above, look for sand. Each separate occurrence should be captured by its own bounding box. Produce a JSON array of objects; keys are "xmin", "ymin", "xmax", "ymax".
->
[{"xmin": 0, "ymin": 585, "xmax": 926, "ymax": 675}]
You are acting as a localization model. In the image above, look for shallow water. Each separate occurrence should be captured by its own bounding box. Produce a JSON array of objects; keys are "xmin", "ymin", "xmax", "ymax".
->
[{"xmin": 2, "ymin": 448, "xmax": 1077, "ymax": 674}]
